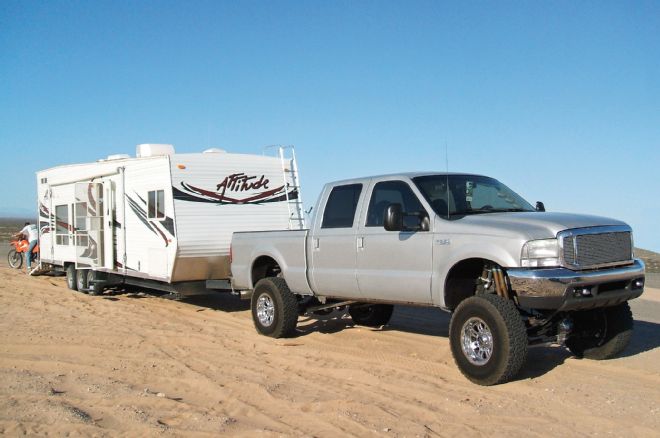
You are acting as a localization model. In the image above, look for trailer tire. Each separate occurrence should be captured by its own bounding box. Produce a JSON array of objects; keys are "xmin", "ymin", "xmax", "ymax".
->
[
  {"xmin": 566, "ymin": 302, "xmax": 633, "ymax": 360},
  {"xmin": 86, "ymin": 270, "xmax": 105, "ymax": 296},
  {"xmin": 348, "ymin": 304, "xmax": 394, "ymax": 327},
  {"xmin": 76, "ymin": 269, "xmax": 89, "ymax": 292},
  {"xmin": 66, "ymin": 265, "xmax": 78, "ymax": 291},
  {"xmin": 449, "ymin": 294, "xmax": 528, "ymax": 386},
  {"xmin": 251, "ymin": 277, "xmax": 298, "ymax": 338}
]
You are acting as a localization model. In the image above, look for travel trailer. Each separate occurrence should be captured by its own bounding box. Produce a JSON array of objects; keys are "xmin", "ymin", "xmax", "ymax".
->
[{"xmin": 36, "ymin": 144, "xmax": 305, "ymax": 296}]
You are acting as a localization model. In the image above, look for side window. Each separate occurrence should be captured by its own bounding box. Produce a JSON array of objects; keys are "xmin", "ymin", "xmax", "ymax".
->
[
  {"xmin": 148, "ymin": 190, "xmax": 165, "ymax": 220},
  {"xmin": 321, "ymin": 184, "xmax": 362, "ymax": 229},
  {"xmin": 55, "ymin": 204, "xmax": 70, "ymax": 245},
  {"xmin": 366, "ymin": 181, "xmax": 427, "ymax": 228},
  {"xmin": 74, "ymin": 202, "xmax": 89, "ymax": 247}
]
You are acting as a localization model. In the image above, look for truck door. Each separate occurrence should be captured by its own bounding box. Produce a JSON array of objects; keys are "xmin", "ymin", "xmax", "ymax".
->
[
  {"xmin": 356, "ymin": 180, "xmax": 433, "ymax": 304},
  {"xmin": 310, "ymin": 183, "xmax": 364, "ymax": 297}
]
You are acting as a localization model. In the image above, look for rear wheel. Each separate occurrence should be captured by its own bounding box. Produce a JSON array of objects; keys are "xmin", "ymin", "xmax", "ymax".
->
[
  {"xmin": 449, "ymin": 294, "xmax": 528, "ymax": 386},
  {"xmin": 566, "ymin": 302, "xmax": 633, "ymax": 360},
  {"xmin": 76, "ymin": 269, "xmax": 89, "ymax": 292},
  {"xmin": 86, "ymin": 270, "xmax": 105, "ymax": 296},
  {"xmin": 8, "ymin": 249, "xmax": 23, "ymax": 269},
  {"xmin": 251, "ymin": 278, "xmax": 298, "ymax": 338},
  {"xmin": 348, "ymin": 304, "xmax": 394, "ymax": 327},
  {"xmin": 66, "ymin": 265, "xmax": 78, "ymax": 291}
]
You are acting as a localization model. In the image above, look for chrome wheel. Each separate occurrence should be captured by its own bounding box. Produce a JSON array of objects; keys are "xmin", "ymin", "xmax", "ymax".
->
[
  {"xmin": 256, "ymin": 293, "xmax": 275, "ymax": 327},
  {"xmin": 461, "ymin": 317, "xmax": 494, "ymax": 366}
]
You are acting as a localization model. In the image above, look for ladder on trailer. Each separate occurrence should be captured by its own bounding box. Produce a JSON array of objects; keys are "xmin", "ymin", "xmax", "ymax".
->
[{"xmin": 265, "ymin": 145, "xmax": 306, "ymax": 229}]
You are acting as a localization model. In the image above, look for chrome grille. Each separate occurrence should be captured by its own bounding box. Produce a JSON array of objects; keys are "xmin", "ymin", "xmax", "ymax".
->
[{"xmin": 561, "ymin": 229, "xmax": 632, "ymax": 269}]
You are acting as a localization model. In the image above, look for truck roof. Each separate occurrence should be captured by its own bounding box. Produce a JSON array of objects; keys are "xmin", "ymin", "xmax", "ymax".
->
[{"xmin": 327, "ymin": 172, "xmax": 488, "ymax": 186}]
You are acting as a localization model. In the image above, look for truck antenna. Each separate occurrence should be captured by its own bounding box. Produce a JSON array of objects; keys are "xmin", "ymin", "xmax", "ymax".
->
[{"xmin": 445, "ymin": 141, "xmax": 450, "ymax": 220}]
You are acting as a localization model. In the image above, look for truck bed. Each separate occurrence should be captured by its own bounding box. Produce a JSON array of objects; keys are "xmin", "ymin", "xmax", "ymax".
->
[{"xmin": 231, "ymin": 229, "xmax": 312, "ymax": 294}]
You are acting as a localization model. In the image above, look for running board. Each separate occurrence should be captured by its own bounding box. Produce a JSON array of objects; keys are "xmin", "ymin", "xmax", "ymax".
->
[{"xmin": 304, "ymin": 300, "xmax": 357, "ymax": 315}]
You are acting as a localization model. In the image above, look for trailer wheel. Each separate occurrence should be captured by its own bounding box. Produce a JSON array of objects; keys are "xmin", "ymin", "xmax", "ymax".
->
[
  {"xmin": 251, "ymin": 278, "xmax": 298, "ymax": 338},
  {"xmin": 66, "ymin": 265, "xmax": 78, "ymax": 291},
  {"xmin": 566, "ymin": 302, "xmax": 633, "ymax": 360},
  {"xmin": 8, "ymin": 249, "xmax": 23, "ymax": 269},
  {"xmin": 449, "ymin": 294, "xmax": 528, "ymax": 386},
  {"xmin": 76, "ymin": 269, "xmax": 89, "ymax": 292},
  {"xmin": 348, "ymin": 304, "xmax": 394, "ymax": 327},
  {"xmin": 86, "ymin": 270, "xmax": 105, "ymax": 296}
]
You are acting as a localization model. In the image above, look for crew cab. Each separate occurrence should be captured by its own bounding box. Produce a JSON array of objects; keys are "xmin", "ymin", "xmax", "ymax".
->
[{"xmin": 231, "ymin": 173, "xmax": 645, "ymax": 385}]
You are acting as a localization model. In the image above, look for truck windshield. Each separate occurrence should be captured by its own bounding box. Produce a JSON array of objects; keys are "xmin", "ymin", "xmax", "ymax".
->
[{"xmin": 412, "ymin": 175, "xmax": 535, "ymax": 217}]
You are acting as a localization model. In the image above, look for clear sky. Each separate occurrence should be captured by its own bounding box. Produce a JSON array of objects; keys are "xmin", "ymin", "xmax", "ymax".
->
[{"xmin": 1, "ymin": 1, "xmax": 659, "ymax": 250}]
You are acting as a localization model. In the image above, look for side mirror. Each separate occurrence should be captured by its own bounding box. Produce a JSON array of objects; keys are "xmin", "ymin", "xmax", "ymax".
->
[
  {"xmin": 384, "ymin": 203, "xmax": 403, "ymax": 231},
  {"xmin": 536, "ymin": 201, "xmax": 545, "ymax": 212}
]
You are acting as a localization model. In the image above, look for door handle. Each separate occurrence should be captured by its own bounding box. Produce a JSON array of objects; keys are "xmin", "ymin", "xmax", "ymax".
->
[
  {"xmin": 313, "ymin": 238, "xmax": 320, "ymax": 250},
  {"xmin": 357, "ymin": 236, "xmax": 364, "ymax": 249}
]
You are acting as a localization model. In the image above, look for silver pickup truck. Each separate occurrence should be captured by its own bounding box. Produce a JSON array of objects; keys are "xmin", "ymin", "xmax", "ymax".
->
[{"xmin": 231, "ymin": 173, "xmax": 645, "ymax": 385}]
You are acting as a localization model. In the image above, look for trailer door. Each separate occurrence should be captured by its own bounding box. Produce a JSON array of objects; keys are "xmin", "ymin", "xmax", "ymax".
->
[{"xmin": 74, "ymin": 182, "xmax": 104, "ymax": 269}]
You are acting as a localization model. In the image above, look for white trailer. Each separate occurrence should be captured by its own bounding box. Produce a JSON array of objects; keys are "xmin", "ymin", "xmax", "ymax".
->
[{"xmin": 36, "ymin": 144, "xmax": 305, "ymax": 296}]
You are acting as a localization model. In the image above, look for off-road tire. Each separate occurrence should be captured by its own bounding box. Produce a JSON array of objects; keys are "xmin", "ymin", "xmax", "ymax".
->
[
  {"xmin": 8, "ymin": 249, "xmax": 23, "ymax": 269},
  {"xmin": 76, "ymin": 269, "xmax": 89, "ymax": 292},
  {"xmin": 66, "ymin": 265, "xmax": 78, "ymax": 291},
  {"xmin": 86, "ymin": 270, "xmax": 105, "ymax": 296},
  {"xmin": 449, "ymin": 294, "xmax": 528, "ymax": 386},
  {"xmin": 251, "ymin": 277, "xmax": 298, "ymax": 338},
  {"xmin": 348, "ymin": 304, "xmax": 394, "ymax": 327},
  {"xmin": 566, "ymin": 302, "xmax": 633, "ymax": 360}
]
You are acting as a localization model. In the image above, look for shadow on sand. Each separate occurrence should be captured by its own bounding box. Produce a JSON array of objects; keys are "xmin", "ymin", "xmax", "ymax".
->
[
  {"xmin": 293, "ymin": 305, "xmax": 660, "ymax": 380},
  {"xmin": 98, "ymin": 287, "xmax": 660, "ymax": 380}
]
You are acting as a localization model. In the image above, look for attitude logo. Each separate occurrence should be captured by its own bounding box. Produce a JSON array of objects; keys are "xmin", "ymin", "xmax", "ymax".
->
[
  {"xmin": 173, "ymin": 171, "xmax": 297, "ymax": 205},
  {"xmin": 217, "ymin": 173, "xmax": 270, "ymax": 197}
]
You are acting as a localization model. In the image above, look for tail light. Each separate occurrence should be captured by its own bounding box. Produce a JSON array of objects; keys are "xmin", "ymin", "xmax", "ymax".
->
[{"xmin": 229, "ymin": 244, "xmax": 233, "ymax": 264}]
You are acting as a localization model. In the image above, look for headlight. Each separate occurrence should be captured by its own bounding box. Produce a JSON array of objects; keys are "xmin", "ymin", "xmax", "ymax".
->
[{"xmin": 521, "ymin": 238, "xmax": 560, "ymax": 268}]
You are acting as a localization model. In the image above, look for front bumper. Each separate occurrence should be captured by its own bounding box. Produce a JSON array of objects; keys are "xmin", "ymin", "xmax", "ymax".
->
[{"xmin": 507, "ymin": 259, "xmax": 645, "ymax": 311}]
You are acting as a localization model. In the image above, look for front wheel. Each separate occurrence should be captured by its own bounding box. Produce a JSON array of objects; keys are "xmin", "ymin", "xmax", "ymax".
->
[
  {"xmin": 566, "ymin": 302, "xmax": 633, "ymax": 360},
  {"xmin": 251, "ymin": 278, "xmax": 299, "ymax": 338},
  {"xmin": 348, "ymin": 304, "xmax": 394, "ymax": 327},
  {"xmin": 8, "ymin": 249, "xmax": 23, "ymax": 269},
  {"xmin": 66, "ymin": 265, "xmax": 78, "ymax": 291},
  {"xmin": 449, "ymin": 294, "xmax": 528, "ymax": 386}
]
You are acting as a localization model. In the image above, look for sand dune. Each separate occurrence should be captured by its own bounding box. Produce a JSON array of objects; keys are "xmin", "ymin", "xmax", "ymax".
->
[{"xmin": 0, "ymin": 266, "xmax": 659, "ymax": 436}]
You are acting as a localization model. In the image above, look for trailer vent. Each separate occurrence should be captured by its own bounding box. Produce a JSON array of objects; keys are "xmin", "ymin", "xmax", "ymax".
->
[
  {"xmin": 136, "ymin": 144, "xmax": 175, "ymax": 158},
  {"xmin": 203, "ymin": 148, "xmax": 226, "ymax": 154},
  {"xmin": 106, "ymin": 154, "xmax": 131, "ymax": 161}
]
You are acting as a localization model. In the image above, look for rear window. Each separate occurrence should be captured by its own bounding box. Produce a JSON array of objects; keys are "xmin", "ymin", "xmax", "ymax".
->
[{"xmin": 321, "ymin": 184, "xmax": 362, "ymax": 229}]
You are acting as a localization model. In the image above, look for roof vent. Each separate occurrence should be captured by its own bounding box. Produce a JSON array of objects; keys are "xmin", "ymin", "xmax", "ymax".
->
[
  {"xmin": 203, "ymin": 148, "xmax": 226, "ymax": 153},
  {"xmin": 106, "ymin": 154, "xmax": 131, "ymax": 161},
  {"xmin": 136, "ymin": 143, "xmax": 175, "ymax": 158}
]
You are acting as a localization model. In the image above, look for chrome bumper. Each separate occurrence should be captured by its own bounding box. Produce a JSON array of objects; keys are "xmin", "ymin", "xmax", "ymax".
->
[{"xmin": 507, "ymin": 259, "xmax": 645, "ymax": 310}]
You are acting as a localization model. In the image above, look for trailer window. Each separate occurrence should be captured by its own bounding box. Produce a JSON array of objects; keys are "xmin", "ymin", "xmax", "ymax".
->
[
  {"xmin": 74, "ymin": 202, "xmax": 88, "ymax": 247},
  {"xmin": 55, "ymin": 204, "xmax": 70, "ymax": 245},
  {"xmin": 148, "ymin": 190, "xmax": 165, "ymax": 220},
  {"xmin": 321, "ymin": 184, "xmax": 362, "ymax": 228}
]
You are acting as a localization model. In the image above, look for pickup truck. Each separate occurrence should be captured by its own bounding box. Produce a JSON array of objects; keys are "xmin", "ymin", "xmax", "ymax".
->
[{"xmin": 230, "ymin": 173, "xmax": 645, "ymax": 385}]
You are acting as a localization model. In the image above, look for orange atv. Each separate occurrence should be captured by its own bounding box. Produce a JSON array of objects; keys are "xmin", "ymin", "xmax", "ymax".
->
[{"xmin": 8, "ymin": 237, "xmax": 39, "ymax": 269}]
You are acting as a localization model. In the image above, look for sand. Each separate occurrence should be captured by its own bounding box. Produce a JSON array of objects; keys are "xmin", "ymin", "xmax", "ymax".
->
[{"xmin": 0, "ymin": 265, "xmax": 659, "ymax": 437}]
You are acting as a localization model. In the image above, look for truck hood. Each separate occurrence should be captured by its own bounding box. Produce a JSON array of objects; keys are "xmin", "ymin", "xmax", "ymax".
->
[{"xmin": 451, "ymin": 212, "xmax": 629, "ymax": 240}]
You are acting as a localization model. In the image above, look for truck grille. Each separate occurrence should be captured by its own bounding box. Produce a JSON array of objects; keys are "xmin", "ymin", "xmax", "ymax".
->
[{"xmin": 561, "ymin": 229, "xmax": 632, "ymax": 270}]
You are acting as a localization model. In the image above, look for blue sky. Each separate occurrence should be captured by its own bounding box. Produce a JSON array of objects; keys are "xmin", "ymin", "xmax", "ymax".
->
[{"xmin": 1, "ymin": 1, "xmax": 659, "ymax": 250}]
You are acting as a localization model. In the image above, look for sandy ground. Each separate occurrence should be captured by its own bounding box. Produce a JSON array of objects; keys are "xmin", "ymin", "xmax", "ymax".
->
[{"xmin": 0, "ymin": 259, "xmax": 659, "ymax": 436}]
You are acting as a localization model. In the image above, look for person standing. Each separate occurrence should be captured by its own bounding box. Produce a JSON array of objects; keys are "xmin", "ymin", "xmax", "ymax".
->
[{"xmin": 18, "ymin": 221, "xmax": 38, "ymax": 273}]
